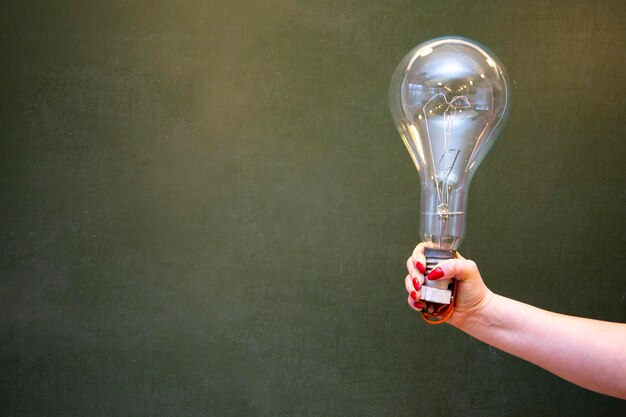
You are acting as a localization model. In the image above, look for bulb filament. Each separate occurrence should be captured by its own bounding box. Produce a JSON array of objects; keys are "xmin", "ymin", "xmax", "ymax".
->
[{"xmin": 422, "ymin": 93, "xmax": 471, "ymax": 246}]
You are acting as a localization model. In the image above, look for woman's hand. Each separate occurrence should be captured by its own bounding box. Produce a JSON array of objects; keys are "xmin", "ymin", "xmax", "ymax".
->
[{"xmin": 405, "ymin": 242, "xmax": 495, "ymax": 328}]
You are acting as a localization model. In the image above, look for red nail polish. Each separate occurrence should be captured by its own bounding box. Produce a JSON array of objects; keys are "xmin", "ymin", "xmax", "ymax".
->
[
  {"xmin": 416, "ymin": 262, "xmax": 426, "ymax": 274},
  {"xmin": 410, "ymin": 291, "xmax": 418, "ymax": 301},
  {"xmin": 413, "ymin": 301, "xmax": 424, "ymax": 310},
  {"xmin": 427, "ymin": 267, "xmax": 444, "ymax": 280},
  {"xmin": 412, "ymin": 278, "xmax": 421, "ymax": 291}
]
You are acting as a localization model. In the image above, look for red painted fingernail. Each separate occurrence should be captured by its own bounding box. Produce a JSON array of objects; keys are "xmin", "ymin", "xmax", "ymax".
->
[
  {"xmin": 427, "ymin": 267, "xmax": 444, "ymax": 280},
  {"xmin": 412, "ymin": 278, "xmax": 421, "ymax": 291},
  {"xmin": 410, "ymin": 291, "xmax": 418, "ymax": 301},
  {"xmin": 414, "ymin": 301, "xmax": 424, "ymax": 310},
  {"xmin": 415, "ymin": 262, "xmax": 426, "ymax": 274}
]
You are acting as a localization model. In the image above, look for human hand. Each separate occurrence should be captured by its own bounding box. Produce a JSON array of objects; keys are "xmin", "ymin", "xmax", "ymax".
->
[{"xmin": 404, "ymin": 242, "xmax": 494, "ymax": 328}]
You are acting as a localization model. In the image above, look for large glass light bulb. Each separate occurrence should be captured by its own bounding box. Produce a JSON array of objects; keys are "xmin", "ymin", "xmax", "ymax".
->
[{"xmin": 390, "ymin": 36, "xmax": 510, "ymax": 307}]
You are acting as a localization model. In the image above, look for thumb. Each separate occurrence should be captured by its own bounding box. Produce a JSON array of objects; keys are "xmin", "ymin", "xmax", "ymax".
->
[{"xmin": 428, "ymin": 258, "xmax": 479, "ymax": 282}]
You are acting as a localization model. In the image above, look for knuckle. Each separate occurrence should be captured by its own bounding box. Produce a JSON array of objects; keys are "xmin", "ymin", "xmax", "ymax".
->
[{"xmin": 464, "ymin": 259, "xmax": 478, "ymax": 272}]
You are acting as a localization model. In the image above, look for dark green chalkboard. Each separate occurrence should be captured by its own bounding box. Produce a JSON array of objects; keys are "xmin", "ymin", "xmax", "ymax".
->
[{"xmin": 1, "ymin": 1, "xmax": 625, "ymax": 416}]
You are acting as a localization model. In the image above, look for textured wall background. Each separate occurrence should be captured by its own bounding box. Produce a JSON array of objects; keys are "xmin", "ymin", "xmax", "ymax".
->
[{"xmin": 1, "ymin": 1, "xmax": 625, "ymax": 416}]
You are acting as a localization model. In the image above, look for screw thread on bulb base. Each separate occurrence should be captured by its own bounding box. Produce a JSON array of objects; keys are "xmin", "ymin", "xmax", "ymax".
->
[{"xmin": 424, "ymin": 248, "xmax": 457, "ymax": 274}]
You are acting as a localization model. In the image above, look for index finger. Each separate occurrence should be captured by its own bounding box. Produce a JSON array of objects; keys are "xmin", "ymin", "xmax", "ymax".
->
[{"xmin": 412, "ymin": 242, "xmax": 435, "ymax": 270}]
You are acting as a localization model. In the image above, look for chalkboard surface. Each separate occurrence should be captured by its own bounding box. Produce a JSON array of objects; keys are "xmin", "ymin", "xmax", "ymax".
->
[{"xmin": 1, "ymin": 1, "xmax": 625, "ymax": 416}]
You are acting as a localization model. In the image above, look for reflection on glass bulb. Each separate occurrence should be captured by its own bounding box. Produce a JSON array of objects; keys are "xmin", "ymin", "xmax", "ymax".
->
[{"xmin": 390, "ymin": 36, "xmax": 511, "ymax": 250}]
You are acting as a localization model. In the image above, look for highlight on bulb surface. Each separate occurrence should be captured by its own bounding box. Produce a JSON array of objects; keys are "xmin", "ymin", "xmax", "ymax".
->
[{"xmin": 390, "ymin": 36, "xmax": 511, "ymax": 250}]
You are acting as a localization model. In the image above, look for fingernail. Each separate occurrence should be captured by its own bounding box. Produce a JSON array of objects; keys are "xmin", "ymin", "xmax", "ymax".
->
[
  {"xmin": 413, "ymin": 301, "xmax": 424, "ymax": 310},
  {"xmin": 410, "ymin": 291, "xmax": 418, "ymax": 301},
  {"xmin": 415, "ymin": 262, "xmax": 426, "ymax": 274},
  {"xmin": 427, "ymin": 267, "xmax": 444, "ymax": 280},
  {"xmin": 412, "ymin": 278, "xmax": 421, "ymax": 291}
]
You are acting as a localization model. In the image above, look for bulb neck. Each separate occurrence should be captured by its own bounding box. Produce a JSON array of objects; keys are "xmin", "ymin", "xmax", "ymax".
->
[{"xmin": 419, "ymin": 182, "xmax": 469, "ymax": 250}]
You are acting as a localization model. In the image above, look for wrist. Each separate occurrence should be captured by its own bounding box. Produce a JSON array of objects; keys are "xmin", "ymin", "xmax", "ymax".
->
[{"xmin": 449, "ymin": 289, "xmax": 499, "ymax": 332}]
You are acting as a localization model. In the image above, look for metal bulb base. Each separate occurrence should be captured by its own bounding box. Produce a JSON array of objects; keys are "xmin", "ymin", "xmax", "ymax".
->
[{"xmin": 420, "ymin": 248, "xmax": 457, "ymax": 305}]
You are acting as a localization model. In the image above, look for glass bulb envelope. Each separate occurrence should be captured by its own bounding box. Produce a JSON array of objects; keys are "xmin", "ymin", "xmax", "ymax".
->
[{"xmin": 390, "ymin": 37, "xmax": 511, "ymax": 250}]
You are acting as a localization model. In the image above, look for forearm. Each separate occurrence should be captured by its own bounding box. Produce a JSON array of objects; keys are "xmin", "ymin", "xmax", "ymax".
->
[{"xmin": 454, "ymin": 294, "xmax": 626, "ymax": 399}]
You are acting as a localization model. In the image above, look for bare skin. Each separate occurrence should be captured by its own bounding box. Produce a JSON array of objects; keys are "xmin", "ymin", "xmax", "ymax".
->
[{"xmin": 404, "ymin": 242, "xmax": 626, "ymax": 400}]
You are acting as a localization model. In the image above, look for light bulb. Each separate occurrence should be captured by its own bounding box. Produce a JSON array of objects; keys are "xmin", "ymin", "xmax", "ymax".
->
[{"xmin": 390, "ymin": 37, "xmax": 510, "ymax": 308}]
